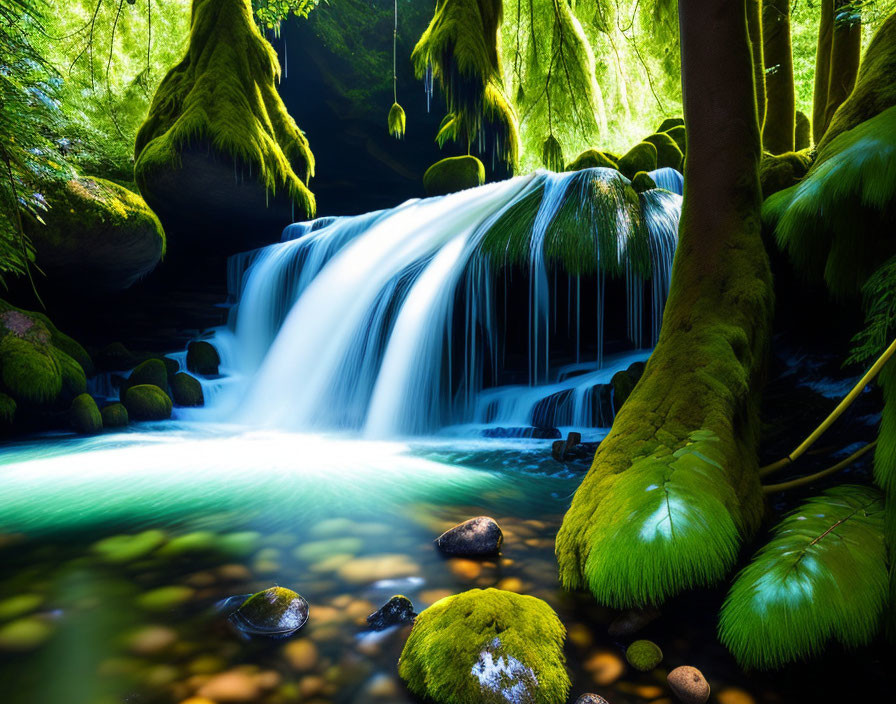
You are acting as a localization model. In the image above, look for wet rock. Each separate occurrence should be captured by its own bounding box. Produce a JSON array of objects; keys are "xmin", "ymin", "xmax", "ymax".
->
[
  {"xmin": 123, "ymin": 384, "xmax": 173, "ymax": 421},
  {"xmin": 608, "ymin": 605, "xmax": 661, "ymax": 637},
  {"xmin": 552, "ymin": 431, "xmax": 583, "ymax": 462},
  {"xmin": 583, "ymin": 651, "xmax": 624, "ymax": 686},
  {"xmin": 423, "ymin": 155, "xmax": 485, "ymax": 196},
  {"xmin": 187, "ymin": 341, "xmax": 220, "ymax": 376},
  {"xmin": 225, "ymin": 587, "xmax": 309, "ymax": 639},
  {"xmin": 576, "ymin": 696, "xmax": 610, "ymax": 704},
  {"xmin": 69, "ymin": 393, "xmax": 102, "ymax": 434},
  {"xmin": 171, "ymin": 372, "xmax": 204, "ymax": 407},
  {"xmin": 196, "ymin": 670, "xmax": 261, "ymax": 702},
  {"xmin": 435, "ymin": 516, "xmax": 503, "ymax": 556},
  {"xmin": 126, "ymin": 625, "xmax": 178, "ymax": 656},
  {"xmin": 625, "ymin": 639, "xmax": 663, "ymax": 672},
  {"xmin": 667, "ymin": 666, "xmax": 710, "ymax": 704},
  {"xmin": 101, "ymin": 402, "xmax": 129, "ymax": 428},
  {"xmin": 367, "ymin": 595, "xmax": 416, "ymax": 630},
  {"xmin": 283, "ymin": 639, "xmax": 318, "ymax": 671},
  {"xmin": 481, "ymin": 426, "xmax": 561, "ymax": 439}
]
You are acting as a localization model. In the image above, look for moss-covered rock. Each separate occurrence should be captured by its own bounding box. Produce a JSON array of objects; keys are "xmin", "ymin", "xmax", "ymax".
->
[
  {"xmin": 186, "ymin": 341, "xmax": 220, "ymax": 376},
  {"xmin": 423, "ymin": 156, "xmax": 486, "ymax": 197},
  {"xmin": 658, "ymin": 117, "xmax": 685, "ymax": 132},
  {"xmin": 795, "ymin": 111, "xmax": 811, "ymax": 150},
  {"xmin": 101, "ymin": 403, "xmax": 129, "ymax": 429},
  {"xmin": 124, "ymin": 384, "xmax": 173, "ymax": 421},
  {"xmin": 0, "ymin": 335, "xmax": 62, "ymax": 406},
  {"xmin": 125, "ymin": 359, "xmax": 170, "ymax": 396},
  {"xmin": 69, "ymin": 393, "xmax": 102, "ymax": 435},
  {"xmin": 630, "ymin": 171, "xmax": 657, "ymax": 194},
  {"xmin": 643, "ymin": 132, "xmax": 683, "ymax": 170},
  {"xmin": 24, "ymin": 177, "xmax": 165, "ymax": 293},
  {"xmin": 135, "ymin": 0, "xmax": 315, "ymax": 255},
  {"xmin": 665, "ymin": 125, "xmax": 687, "ymax": 154},
  {"xmin": 617, "ymin": 142, "xmax": 658, "ymax": 179},
  {"xmin": 171, "ymin": 372, "xmax": 204, "ymax": 407},
  {"xmin": 625, "ymin": 639, "xmax": 663, "ymax": 671},
  {"xmin": 565, "ymin": 149, "xmax": 618, "ymax": 172},
  {"xmin": 228, "ymin": 586, "xmax": 309, "ymax": 638},
  {"xmin": 759, "ymin": 150, "xmax": 813, "ymax": 199},
  {"xmin": 399, "ymin": 588, "xmax": 569, "ymax": 704}
]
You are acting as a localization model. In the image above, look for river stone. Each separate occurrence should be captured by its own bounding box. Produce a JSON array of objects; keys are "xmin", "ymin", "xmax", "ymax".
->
[
  {"xmin": 625, "ymin": 639, "xmax": 663, "ymax": 671},
  {"xmin": 227, "ymin": 587, "xmax": 309, "ymax": 638},
  {"xmin": 576, "ymin": 696, "xmax": 610, "ymax": 704},
  {"xmin": 435, "ymin": 516, "xmax": 503, "ymax": 556},
  {"xmin": 607, "ymin": 605, "xmax": 661, "ymax": 637},
  {"xmin": 667, "ymin": 666, "xmax": 710, "ymax": 704},
  {"xmin": 367, "ymin": 595, "xmax": 417, "ymax": 630}
]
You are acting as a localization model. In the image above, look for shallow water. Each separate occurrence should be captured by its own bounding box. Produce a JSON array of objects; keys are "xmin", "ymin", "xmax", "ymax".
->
[{"xmin": 1, "ymin": 428, "xmax": 888, "ymax": 704}]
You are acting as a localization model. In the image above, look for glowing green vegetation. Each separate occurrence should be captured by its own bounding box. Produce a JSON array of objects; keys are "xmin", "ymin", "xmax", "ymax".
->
[
  {"xmin": 171, "ymin": 373, "xmax": 204, "ymax": 407},
  {"xmin": 125, "ymin": 359, "xmax": 170, "ymax": 395},
  {"xmin": 69, "ymin": 394, "xmax": 102, "ymax": 435},
  {"xmin": 0, "ymin": 335, "xmax": 62, "ymax": 406},
  {"xmin": 388, "ymin": 102, "xmax": 406, "ymax": 139},
  {"xmin": 398, "ymin": 588, "xmax": 569, "ymax": 704},
  {"xmin": 818, "ymin": 12, "xmax": 896, "ymax": 152},
  {"xmin": 565, "ymin": 149, "xmax": 618, "ymax": 172},
  {"xmin": 135, "ymin": 0, "xmax": 315, "ymax": 219},
  {"xmin": 630, "ymin": 171, "xmax": 657, "ymax": 194},
  {"xmin": 643, "ymin": 132, "xmax": 683, "ymax": 170},
  {"xmin": 625, "ymin": 639, "xmax": 663, "ymax": 671},
  {"xmin": 423, "ymin": 156, "xmax": 486, "ymax": 196},
  {"xmin": 719, "ymin": 485, "xmax": 887, "ymax": 669},
  {"xmin": 123, "ymin": 385, "xmax": 173, "ymax": 422},
  {"xmin": 618, "ymin": 142, "xmax": 658, "ymax": 179},
  {"xmin": 759, "ymin": 150, "xmax": 813, "ymax": 199},
  {"xmin": 0, "ymin": 392, "xmax": 15, "ymax": 426},
  {"xmin": 101, "ymin": 403, "xmax": 129, "ymax": 429},
  {"xmin": 665, "ymin": 125, "xmax": 687, "ymax": 153},
  {"xmin": 764, "ymin": 105, "xmax": 896, "ymax": 298},
  {"xmin": 542, "ymin": 134, "xmax": 565, "ymax": 172}
]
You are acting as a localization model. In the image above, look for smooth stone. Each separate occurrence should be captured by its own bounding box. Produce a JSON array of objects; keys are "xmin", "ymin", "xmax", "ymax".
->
[
  {"xmin": 217, "ymin": 531, "xmax": 261, "ymax": 556},
  {"xmin": 583, "ymin": 651, "xmax": 624, "ymax": 686},
  {"xmin": 92, "ymin": 530, "xmax": 166, "ymax": 564},
  {"xmin": 337, "ymin": 554, "xmax": 419, "ymax": 584},
  {"xmin": 716, "ymin": 687, "xmax": 756, "ymax": 704},
  {"xmin": 0, "ymin": 594, "xmax": 43, "ymax": 621},
  {"xmin": 449, "ymin": 558, "xmax": 482, "ymax": 580},
  {"xmin": 197, "ymin": 671, "xmax": 260, "ymax": 702},
  {"xmin": 625, "ymin": 639, "xmax": 663, "ymax": 672},
  {"xmin": 227, "ymin": 587, "xmax": 309, "ymax": 638},
  {"xmin": 366, "ymin": 595, "xmax": 417, "ymax": 630},
  {"xmin": 216, "ymin": 564, "xmax": 252, "ymax": 581},
  {"xmin": 310, "ymin": 553, "xmax": 354, "ymax": 574},
  {"xmin": 283, "ymin": 639, "xmax": 318, "ymax": 671},
  {"xmin": 126, "ymin": 625, "xmax": 178, "ymax": 655},
  {"xmin": 137, "ymin": 585, "xmax": 195, "ymax": 611},
  {"xmin": 0, "ymin": 617, "xmax": 53, "ymax": 651},
  {"xmin": 294, "ymin": 537, "xmax": 362, "ymax": 562},
  {"xmin": 567, "ymin": 623, "xmax": 593, "ymax": 649},
  {"xmin": 157, "ymin": 531, "xmax": 218, "ymax": 558},
  {"xmin": 435, "ymin": 516, "xmax": 503, "ymax": 556},
  {"xmin": 576, "ymin": 696, "xmax": 610, "ymax": 704},
  {"xmin": 667, "ymin": 666, "xmax": 710, "ymax": 704}
]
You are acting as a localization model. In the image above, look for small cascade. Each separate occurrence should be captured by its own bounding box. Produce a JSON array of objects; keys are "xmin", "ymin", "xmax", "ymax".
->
[{"xmin": 191, "ymin": 167, "xmax": 682, "ymax": 438}]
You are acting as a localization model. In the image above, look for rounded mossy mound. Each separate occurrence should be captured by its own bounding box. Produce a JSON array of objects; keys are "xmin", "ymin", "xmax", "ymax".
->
[
  {"xmin": 186, "ymin": 341, "xmax": 220, "ymax": 376},
  {"xmin": 630, "ymin": 171, "xmax": 657, "ymax": 194},
  {"xmin": 123, "ymin": 384, "xmax": 173, "ymax": 421},
  {"xmin": 759, "ymin": 150, "xmax": 813, "ymax": 199},
  {"xmin": 171, "ymin": 372, "xmax": 204, "ymax": 407},
  {"xmin": 228, "ymin": 586, "xmax": 309, "ymax": 638},
  {"xmin": 565, "ymin": 149, "xmax": 618, "ymax": 172},
  {"xmin": 124, "ymin": 359, "xmax": 170, "ymax": 396},
  {"xmin": 101, "ymin": 403, "xmax": 129, "ymax": 429},
  {"xmin": 24, "ymin": 177, "xmax": 164, "ymax": 293},
  {"xmin": 134, "ymin": 0, "xmax": 315, "ymax": 254},
  {"xmin": 625, "ymin": 639, "xmax": 663, "ymax": 671},
  {"xmin": 657, "ymin": 117, "xmax": 684, "ymax": 132},
  {"xmin": 643, "ymin": 133, "xmax": 683, "ymax": 170},
  {"xmin": 665, "ymin": 125, "xmax": 687, "ymax": 154},
  {"xmin": 398, "ymin": 588, "xmax": 569, "ymax": 704},
  {"xmin": 423, "ymin": 156, "xmax": 486, "ymax": 197},
  {"xmin": 618, "ymin": 142, "xmax": 658, "ymax": 179},
  {"xmin": 69, "ymin": 394, "xmax": 102, "ymax": 435}
]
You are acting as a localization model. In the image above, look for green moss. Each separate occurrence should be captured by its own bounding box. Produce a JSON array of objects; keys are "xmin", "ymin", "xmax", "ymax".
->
[
  {"xmin": 135, "ymin": 0, "xmax": 315, "ymax": 219},
  {"xmin": 125, "ymin": 359, "xmax": 170, "ymax": 395},
  {"xmin": 643, "ymin": 132, "xmax": 683, "ymax": 170},
  {"xmin": 795, "ymin": 110, "xmax": 811, "ymax": 150},
  {"xmin": 0, "ymin": 392, "xmax": 15, "ymax": 425},
  {"xmin": 611, "ymin": 369, "xmax": 637, "ymax": 409},
  {"xmin": 0, "ymin": 617, "xmax": 53, "ymax": 652},
  {"xmin": 157, "ymin": 531, "xmax": 218, "ymax": 558},
  {"xmin": 665, "ymin": 125, "xmax": 687, "ymax": 154},
  {"xmin": 0, "ymin": 335, "xmax": 62, "ymax": 406},
  {"xmin": 101, "ymin": 403, "xmax": 129, "ymax": 429},
  {"xmin": 54, "ymin": 348, "xmax": 87, "ymax": 403},
  {"xmin": 186, "ymin": 341, "xmax": 220, "ymax": 376},
  {"xmin": 630, "ymin": 171, "xmax": 657, "ymax": 194},
  {"xmin": 564, "ymin": 149, "xmax": 618, "ymax": 172},
  {"xmin": 398, "ymin": 588, "xmax": 569, "ymax": 704},
  {"xmin": 658, "ymin": 117, "xmax": 685, "ymax": 132},
  {"xmin": 818, "ymin": 12, "xmax": 896, "ymax": 152},
  {"xmin": 69, "ymin": 393, "xmax": 102, "ymax": 435},
  {"xmin": 625, "ymin": 639, "xmax": 663, "ymax": 671},
  {"xmin": 124, "ymin": 384, "xmax": 173, "ymax": 422},
  {"xmin": 423, "ymin": 156, "xmax": 486, "ymax": 197},
  {"xmin": 618, "ymin": 142, "xmax": 658, "ymax": 179},
  {"xmin": 759, "ymin": 149, "xmax": 813, "ymax": 199},
  {"xmin": 28, "ymin": 312, "xmax": 93, "ymax": 376},
  {"xmin": 388, "ymin": 102, "xmax": 406, "ymax": 139},
  {"xmin": 171, "ymin": 372, "xmax": 204, "ymax": 407}
]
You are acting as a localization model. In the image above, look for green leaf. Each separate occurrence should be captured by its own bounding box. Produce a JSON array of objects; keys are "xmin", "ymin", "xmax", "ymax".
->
[{"xmin": 719, "ymin": 485, "xmax": 887, "ymax": 669}]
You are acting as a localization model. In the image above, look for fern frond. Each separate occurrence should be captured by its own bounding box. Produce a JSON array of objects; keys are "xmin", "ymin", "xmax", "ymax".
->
[
  {"xmin": 542, "ymin": 134, "xmax": 564, "ymax": 172},
  {"xmin": 719, "ymin": 485, "xmax": 887, "ymax": 669},
  {"xmin": 388, "ymin": 102, "xmax": 407, "ymax": 139},
  {"xmin": 849, "ymin": 258, "xmax": 896, "ymax": 366}
]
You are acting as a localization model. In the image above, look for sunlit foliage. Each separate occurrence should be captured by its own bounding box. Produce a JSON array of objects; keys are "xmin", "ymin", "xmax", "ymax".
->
[{"xmin": 252, "ymin": 0, "xmax": 319, "ymax": 33}]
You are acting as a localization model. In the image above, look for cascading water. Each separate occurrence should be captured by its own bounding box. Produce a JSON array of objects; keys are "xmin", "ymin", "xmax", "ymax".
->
[{"xmin": 189, "ymin": 167, "xmax": 682, "ymax": 438}]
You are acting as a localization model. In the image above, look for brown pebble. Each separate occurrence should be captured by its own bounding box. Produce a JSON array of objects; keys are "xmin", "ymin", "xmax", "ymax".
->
[
  {"xmin": 716, "ymin": 688, "xmax": 756, "ymax": 704},
  {"xmin": 567, "ymin": 623, "xmax": 593, "ymax": 649},
  {"xmin": 583, "ymin": 650, "xmax": 625, "ymax": 686},
  {"xmin": 197, "ymin": 670, "xmax": 260, "ymax": 701},
  {"xmin": 449, "ymin": 558, "xmax": 482, "ymax": 580},
  {"xmin": 668, "ymin": 666, "xmax": 710, "ymax": 704},
  {"xmin": 283, "ymin": 639, "xmax": 318, "ymax": 671}
]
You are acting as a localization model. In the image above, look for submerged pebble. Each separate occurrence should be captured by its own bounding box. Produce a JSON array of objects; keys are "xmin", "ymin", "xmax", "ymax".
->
[
  {"xmin": 226, "ymin": 587, "xmax": 309, "ymax": 639},
  {"xmin": 576, "ymin": 695, "xmax": 611, "ymax": 704},
  {"xmin": 625, "ymin": 639, "xmax": 663, "ymax": 672},
  {"xmin": 435, "ymin": 516, "xmax": 503, "ymax": 556},
  {"xmin": 366, "ymin": 595, "xmax": 416, "ymax": 630}
]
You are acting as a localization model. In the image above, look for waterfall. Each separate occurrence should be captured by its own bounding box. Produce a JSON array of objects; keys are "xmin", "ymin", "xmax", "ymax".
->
[{"xmin": 189, "ymin": 168, "xmax": 682, "ymax": 438}]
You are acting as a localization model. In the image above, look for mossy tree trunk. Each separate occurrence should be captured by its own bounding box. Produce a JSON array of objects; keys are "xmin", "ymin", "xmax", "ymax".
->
[
  {"xmin": 747, "ymin": 0, "xmax": 766, "ymax": 130},
  {"xmin": 823, "ymin": 1, "xmax": 862, "ymax": 132},
  {"xmin": 762, "ymin": 0, "xmax": 795, "ymax": 153},
  {"xmin": 555, "ymin": 0, "xmax": 773, "ymax": 608},
  {"xmin": 812, "ymin": 0, "xmax": 835, "ymax": 143}
]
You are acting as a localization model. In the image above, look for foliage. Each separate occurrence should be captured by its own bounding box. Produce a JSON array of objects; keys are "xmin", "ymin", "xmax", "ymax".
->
[
  {"xmin": 764, "ymin": 104, "xmax": 896, "ymax": 298},
  {"xmin": 398, "ymin": 588, "xmax": 569, "ymax": 704},
  {"xmin": 719, "ymin": 485, "xmax": 887, "ymax": 669},
  {"xmin": 252, "ymin": 0, "xmax": 319, "ymax": 33},
  {"xmin": 849, "ymin": 257, "xmax": 896, "ymax": 366},
  {"xmin": 388, "ymin": 102, "xmax": 406, "ymax": 139},
  {"xmin": 134, "ymin": 0, "xmax": 315, "ymax": 218}
]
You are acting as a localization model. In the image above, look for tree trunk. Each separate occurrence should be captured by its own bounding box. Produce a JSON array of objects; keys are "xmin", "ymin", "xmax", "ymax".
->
[
  {"xmin": 762, "ymin": 0, "xmax": 795, "ymax": 153},
  {"xmin": 556, "ymin": 0, "xmax": 772, "ymax": 608},
  {"xmin": 812, "ymin": 0, "xmax": 834, "ymax": 144},
  {"xmin": 747, "ymin": 0, "xmax": 766, "ymax": 130},
  {"xmin": 823, "ymin": 1, "xmax": 862, "ymax": 132}
]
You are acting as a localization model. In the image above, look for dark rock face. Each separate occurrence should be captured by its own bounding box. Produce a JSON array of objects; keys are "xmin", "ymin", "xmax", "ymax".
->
[
  {"xmin": 366, "ymin": 595, "xmax": 417, "ymax": 631},
  {"xmin": 171, "ymin": 372, "xmax": 204, "ymax": 407},
  {"xmin": 225, "ymin": 587, "xmax": 309, "ymax": 639},
  {"xmin": 481, "ymin": 426, "xmax": 561, "ymax": 439},
  {"xmin": 435, "ymin": 517, "xmax": 503, "ymax": 556}
]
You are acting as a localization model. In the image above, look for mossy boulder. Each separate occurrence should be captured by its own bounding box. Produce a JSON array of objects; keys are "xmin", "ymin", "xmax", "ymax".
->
[
  {"xmin": 643, "ymin": 132, "xmax": 683, "ymax": 170},
  {"xmin": 24, "ymin": 177, "xmax": 164, "ymax": 294},
  {"xmin": 399, "ymin": 588, "xmax": 570, "ymax": 704},
  {"xmin": 759, "ymin": 150, "xmax": 813, "ymax": 199},
  {"xmin": 658, "ymin": 116, "xmax": 685, "ymax": 132},
  {"xmin": 617, "ymin": 142, "xmax": 658, "ymax": 179},
  {"xmin": 123, "ymin": 384, "xmax": 173, "ymax": 421},
  {"xmin": 101, "ymin": 403, "xmax": 129, "ymax": 429},
  {"xmin": 423, "ymin": 156, "xmax": 486, "ymax": 197},
  {"xmin": 564, "ymin": 149, "xmax": 618, "ymax": 172},
  {"xmin": 227, "ymin": 587, "xmax": 309, "ymax": 638},
  {"xmin": 134, "ymin": 0, "xmax": 315, "ymax": 256},
  {"xmin": 186, "ymin": 341, "xmax": 220, "ymax": 376},
  {"xmin": 171, "ymin": 372, "xmax": 204, "ymax": 407},
  {"xmin": 69, "ymin": 393, "xmax": 102, "ymax": 435},
  {"xmin": 625, "ymin": 639, "xmax": 663, "ymax": 671},
  {"xmin": 631, "ymin": 171, "xmax": 657, "ymax": 194},
  {"xmin": 665, "ymin": 125, "xmax": 687, "ymax": 154},
  {"xmin": 123, "ymin": 359, "xmax": 170, "ymax": 397}
]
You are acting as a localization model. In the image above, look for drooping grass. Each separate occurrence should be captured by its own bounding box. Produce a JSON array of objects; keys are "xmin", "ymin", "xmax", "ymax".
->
[
  {"xmin": 719, "ymin": 485, "xmax": 887, "ymax": 669},
  {"xmin": 388, "ymin": 102, "xmax": 406, "ymax": 139}
]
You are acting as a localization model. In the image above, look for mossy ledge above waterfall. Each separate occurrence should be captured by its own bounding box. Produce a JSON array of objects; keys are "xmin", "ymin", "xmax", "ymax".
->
[{"xmin": 134, "ymin": 0, "xmax": 315, "ymax": 247}]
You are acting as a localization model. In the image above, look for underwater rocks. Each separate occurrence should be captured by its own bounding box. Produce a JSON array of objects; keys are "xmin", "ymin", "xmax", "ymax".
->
[
  {"xmin": 625, "ymin": 639, "xmax": 663, "ymax": 672},
  {"xmin": 436, "ymin": 517, "xmax": 503, "ymax": 556},
  {"xmin": 576, "ymin": 696, "xmax": 610, "ymax": 704},
  {"xmin": 24, "ymin": 177, "xmax": 165, "ymax": 294},
  {"xmin": 366, "ymin": 595, "xmax": 417, "ymax": 630},
  {"xmin": 69, "ymin": 393, "xmax": 102, "ymax": 435},
  {"xmin": 225, "ymin": 587, "xmax": 309, "ymax": 639},
  {"xmin": 667, "ymin": 666, "xmax": 710, "ymax": 704},
  {"xmin": 399, "ymin": 588, "xmax": 570, "ymax": 704},
  {"xmin": 123, "ymin": 384, "xmax": 173, "ymax": 421},
  {"xmin": 187, "ymin": 341, "xmax": 220, "ymax": 376},
  {"xmin": 423, "ymin": 156, "xmax": 486, "ymax": 196}
]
